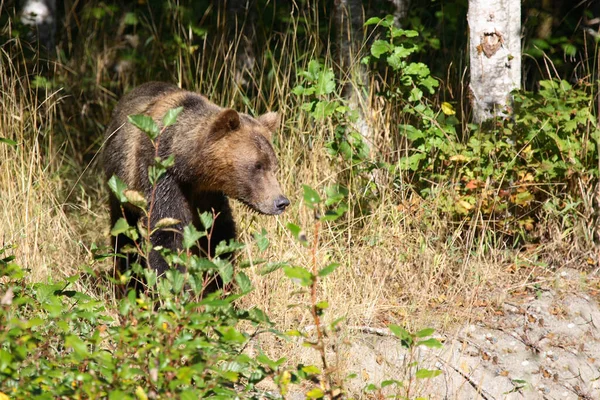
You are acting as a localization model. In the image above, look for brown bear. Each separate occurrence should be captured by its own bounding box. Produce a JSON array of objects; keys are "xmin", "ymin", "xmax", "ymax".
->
[{"xmin": 103, "ymin": 81, "xmax": 289, "ymax": 285}]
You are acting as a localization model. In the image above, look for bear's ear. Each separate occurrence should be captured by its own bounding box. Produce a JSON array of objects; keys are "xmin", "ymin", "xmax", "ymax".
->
[
  {"xmin": 211, "ymin": 109, "xmax": 240, "ymax": 140},
  {"xmin": 258, "ymin": 112, "xmax": 280, "ymax": 138}
]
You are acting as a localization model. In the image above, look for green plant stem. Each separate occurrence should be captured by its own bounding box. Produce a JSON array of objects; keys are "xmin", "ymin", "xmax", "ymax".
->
[{"xmin": 309, "ymin": 219, "xmax": 332, "ymax": 396}]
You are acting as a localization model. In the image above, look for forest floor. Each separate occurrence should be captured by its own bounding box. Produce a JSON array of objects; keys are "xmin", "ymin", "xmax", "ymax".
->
[{"xmin": 256, "ymin": 265, "xmax": 600, "ymax": 399}]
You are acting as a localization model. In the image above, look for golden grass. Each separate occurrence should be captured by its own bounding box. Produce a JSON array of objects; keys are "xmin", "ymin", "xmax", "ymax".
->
[
  {"xmin": 0, "ymin": 43, "xmax": 89, "ymax": 282},
  {"xmin": 1, "ymin": 3, "xmax": 596, "ymax": 397}
]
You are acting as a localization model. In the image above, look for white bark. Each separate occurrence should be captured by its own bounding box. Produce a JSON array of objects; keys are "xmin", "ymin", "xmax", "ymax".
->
[
  {"xmin": 468, "ymin": 0, "xmax": 521, "ymax": 123},
  {"xmin": 20, "ymin": 0, "xmax": 56, "ymax": 50}
]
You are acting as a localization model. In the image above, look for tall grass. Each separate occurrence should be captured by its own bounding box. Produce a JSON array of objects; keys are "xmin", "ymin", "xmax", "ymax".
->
[{"xmin": 1, "ymin": 3, "xmax": 597, "ymax": 394}]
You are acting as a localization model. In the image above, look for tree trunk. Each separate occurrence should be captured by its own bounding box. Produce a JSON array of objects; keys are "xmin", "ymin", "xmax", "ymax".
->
[
  {"xmin": 20, "ymin": 0, "xmax": 57, "ymax": 51},
  {"xmin": 468, "ymin": 0, "xmax": 521, "ymax": 123}
]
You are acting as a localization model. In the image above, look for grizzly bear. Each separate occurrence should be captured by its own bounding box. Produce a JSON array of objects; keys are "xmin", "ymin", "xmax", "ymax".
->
[{"xmin": 103, "ymin": 82, "xmax": 289, "ymax": 286}]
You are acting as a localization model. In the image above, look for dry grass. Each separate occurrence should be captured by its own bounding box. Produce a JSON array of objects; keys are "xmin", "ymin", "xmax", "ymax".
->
[
  {"xmin": 1, "ymin": 3, "xmax": 596, "ymax": 397},
  {"xmin": 0, "ymin": 41, "xmax": 89, "ymax": 282}
]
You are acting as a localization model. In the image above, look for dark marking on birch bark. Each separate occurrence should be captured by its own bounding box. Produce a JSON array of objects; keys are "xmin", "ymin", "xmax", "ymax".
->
[{"xmin": 480, "ymin": 29, "xmax": 504, "ymax": 58}]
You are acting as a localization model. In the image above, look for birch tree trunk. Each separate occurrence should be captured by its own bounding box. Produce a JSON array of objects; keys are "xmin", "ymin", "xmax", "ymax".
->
[
  {"xmin": 468, "ymin": 0, "xmax": 521, "ymax": 123},
  {"xmin": 20, "ymin": 0, "xmax": 56, "ymax": 51}
]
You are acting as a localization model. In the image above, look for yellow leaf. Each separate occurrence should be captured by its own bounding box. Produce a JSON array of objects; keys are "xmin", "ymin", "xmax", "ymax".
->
[
  {"xmin": 450, "ymin": 154, "xmax": 468, "ymax": 162},
  {"xmin": 441, "ymin": 102, "xmax": 456, "ymax": 115},
  {"xmin": 135, "ymin": 386, "xmax": 148, "ymax": 400},
  {"xmin": 124, "ymin": 190, "xmax": 147, "ymax": 208},
  {"xmin": 458, "ymin": 199, "xmax": 473, "ymax": 211},
  {"xmin": 0, "ymin": 393, "xmax": 9, "ymax": 400}
]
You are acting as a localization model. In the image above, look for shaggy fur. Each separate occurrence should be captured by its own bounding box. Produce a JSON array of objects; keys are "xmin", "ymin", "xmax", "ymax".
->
[{"xmin": 103, "ymin": 82, "xmax": 289, "ymax": 283}]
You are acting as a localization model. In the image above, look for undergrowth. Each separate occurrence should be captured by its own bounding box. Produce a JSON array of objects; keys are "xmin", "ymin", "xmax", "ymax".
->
[{"xmin": 1, "ymin": 0, "xmax": 599, "ymax": 398}]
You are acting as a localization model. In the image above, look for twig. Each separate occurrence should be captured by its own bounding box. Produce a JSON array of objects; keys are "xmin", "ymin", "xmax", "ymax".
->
[{"xmin": 436, "ymin": 356, "xmax": 496, "ymax": 400}]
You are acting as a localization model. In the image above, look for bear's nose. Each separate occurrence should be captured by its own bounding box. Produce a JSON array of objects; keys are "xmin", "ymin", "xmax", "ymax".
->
[{"xmin": 275, "ymin": 195, "xmax": 290, "ymax": 212}]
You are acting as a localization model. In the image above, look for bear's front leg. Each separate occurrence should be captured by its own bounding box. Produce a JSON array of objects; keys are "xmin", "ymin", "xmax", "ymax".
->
[{"xmin": 146, "ymin": 175, "xmax": 193, "ymax": 276}]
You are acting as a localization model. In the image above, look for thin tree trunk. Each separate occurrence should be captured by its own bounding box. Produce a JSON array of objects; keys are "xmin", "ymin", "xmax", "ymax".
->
[{"xmin": 468, "ymin": 0, "xmax": 521, "ymax": 123}]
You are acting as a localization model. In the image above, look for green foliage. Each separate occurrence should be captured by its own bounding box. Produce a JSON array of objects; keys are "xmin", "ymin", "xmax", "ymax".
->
[
  {"xmin": 363, "ymin": 16, "xmax": 439, "ymax": 102},
  {"xmin": 362, "ymin": 15, "xmax": 599, "ymax": 240},
  {"xmin": 364, "ymin": 325, "xmax": 443, "ymax": 398},
  {"xmin": 0, "ymin": 258, "xmax": 291, "ymax": 398},
  {"xmin": 395, "ymin": 76, "xmax": 599, "ymax": 236}
]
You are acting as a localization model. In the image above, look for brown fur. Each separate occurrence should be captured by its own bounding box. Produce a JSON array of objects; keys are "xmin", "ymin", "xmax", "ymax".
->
[{"xmin": 103, "ymin": 82, "xmax": 289, "ymax": 283}]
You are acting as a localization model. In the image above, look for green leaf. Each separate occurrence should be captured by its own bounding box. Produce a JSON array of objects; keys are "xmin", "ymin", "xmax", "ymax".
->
[
  {"xmin": 306, "ymin": 60, "xmax": 321, "ymax": 81},
  {"xmin": 0, "ymin": 348, "xmax": 13, "ymax": 371},
  {"xmin": 108, "ymin": 175, "xmax": 128, "ymax": 203},
  {"xmin": 123, "ymin": 12, "xmax": 138, "ymax": 25},
  {"xmin": 254, "ymin": 229, "xmax": 270, "ymax": 252},
  {"xmin": 318, "ymin": 262, "xmax": 340, "ymax": 277},
  {"xmin": 162, "ymin": 106, "xmax": 184, "ymax": 127},
  {"xmin": 217, "ymin": 326, "xmax": 246, "ymax": 344},
  {"xmin": 303, "ymin": 185, "xmax": 321, "ymax": 207},
  {"xmin": 283, "ymin": 266, "xmax": 314, "ymax": 287},
  {"xmin": 415, "ymin": 328, "xmax": 435, "ymax": 338},
  {"xmin": 215, "ymin": 258, "xmax": 234, "ymax": 284},
  {"xmin": 128, "ymin": 114, "xmax": 160, "ymax": 140},
  {"xmin": 418, "ymin": 338, "xmax": 443, "ymax": 348},
  {"xmin": 381, "ymin": 379, "xmax": 403, "ymax": 387},
  {"xmin": 0, "ymin": 137, "xmax": 17, "ymax": 147},
  {"xmin": 199, "ymin": 211, "xmax": 213, "ymax": 230},
  {"xmin": 287, "ymin": 223, "xmax": 302, "ymax": 239},
  {"xmin": 301, "ymin": 365, "xmax": 321, "ymax": 374},
  {"xmin": 364, "ymin": 16, "xmax": 382, "ymax": 26},
  {"xmin": 315, "ymin": 69, "xmax": 336, "ymax": 96},
  {"xmin": 182, "ymin": 225, "xmax": 204, "ymax": 249},
  {"xmin": 215, "ymin": 239, "xmax": 245, "ymax": 257},
  {"xmin": 110, "ymin": 218, "xmax": 130, "ymax": 236},
  {"xmin": 370, "ymin": 40, "xmax": 393, "ymax": 58},
  {"xmin": 235, "ymin": 271, "xmax": 253, "ymax": 293},
  {"xmin": 389, "ymin": 324, "xmax": 413, "ymax": 348},
  {"xmin": 316, "ymin": 300, "xmax": 329, "ymax": 310},
  {"xmin": 415, "ymin": 368, "xmax": 442, "ymax": 379},
  {"xmin": 259, "ymin": 261, "xmax": 288, "ymax": 275}
]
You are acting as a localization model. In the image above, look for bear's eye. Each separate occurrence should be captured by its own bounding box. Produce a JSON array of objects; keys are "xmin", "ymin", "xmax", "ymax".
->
[{"xmin": 254, "ymin": 162, "xmax": 263, "ymax": 171}]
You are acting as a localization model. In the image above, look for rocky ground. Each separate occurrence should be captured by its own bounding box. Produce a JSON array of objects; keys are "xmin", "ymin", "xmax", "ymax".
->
[
  {"xmin": 337, "ymin": 267, "xmax": 600, "ymax": 399},
  {"xmin": 262, "ymin": 267, "xmax": 600, "ymax": 399}
]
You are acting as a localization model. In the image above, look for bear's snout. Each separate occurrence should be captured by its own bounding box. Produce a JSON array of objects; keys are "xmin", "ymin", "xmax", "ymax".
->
[{"xmin": 274, "ymin": 195, "xmax": 290, "ymax": 213}]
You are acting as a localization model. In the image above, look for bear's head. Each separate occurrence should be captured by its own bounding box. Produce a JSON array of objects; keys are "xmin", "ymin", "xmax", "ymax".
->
[{"xmin": 205, "ymin": 109, "xmax": 290, "ymax": 215}]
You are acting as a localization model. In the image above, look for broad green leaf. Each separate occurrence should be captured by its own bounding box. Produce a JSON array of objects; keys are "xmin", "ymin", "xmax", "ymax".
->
[
  {"xmin": 418, "ymin": 338, "xmax": 443, "ymax": 348},
  {"xmin": 370, "ymin": 40, "xmax": 393, "ymax": 58},
  {"xmin": 364, "ymin": 16, "xmax": 382, "ymax": 26},
  {"xmin": 301, "ymin": 365, "xmax": 321, "ymax": 374},
  {"xmin": 108, "ymin": 175, "xmax": 128, "ymax": 203},
  {"xmin": 415, "ymin": 368, "xmax": 442, "ymax": 379},
  {"xmin": 110, "ymin": 218, "xmax": 130, "ymax": 236},
  {"xmin": 215, "ymin": 239, "xmax": 245, "ymax": 257},
  {"xmin": 215, "ymin": 258, "xmax": 234, "ymax": 284},
  {"xmin": 182, "ymin": 224, "xmax": 204, "ymax": 249},
  {"xmin": 235, "ymin": 271, "xmax": 253, "ymax": 293},
  {"xmin": 318, "ymin": 262, "xmax": 340, "ymax": 277},
  {"xmin": 303, "ymin": 185, "xmax": 321, "ymax": 207},
  {"xmin": 128, "ymin": 114, "xmax": 160, "ymax": 140},
  {"xmin": 162, "ymin": 106, "xmax": 184, "ymax": 127},
  {"xmin": 259, "ymin": 261, "xmax": 288, "ymax": 275},
  {"xmin": 199, "ymin": 211, "xmax": 213, "ymax": 230},
  {"xmin": 415, "ymin": 328, "xmax": 435, "ymax": 338},
  {"xmin": 254, "ymin": 228, "xmax": 270, "ymax": 252},
  {"xmin": 283, "ymin": 266, "xmax": 314, "ymax": 287}
]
